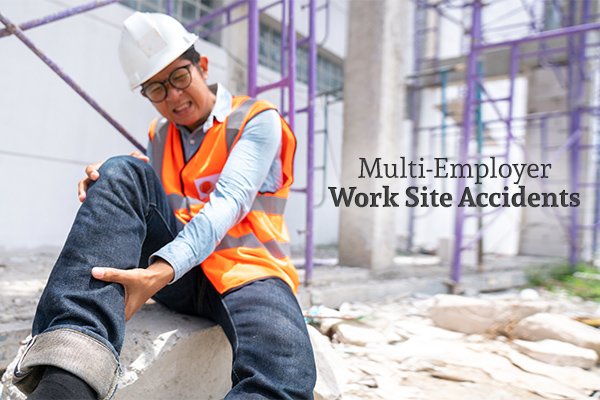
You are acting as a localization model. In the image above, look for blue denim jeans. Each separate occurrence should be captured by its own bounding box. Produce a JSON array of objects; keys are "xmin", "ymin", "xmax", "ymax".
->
[{"xmin": 13, "ymin": 156, "xmax": 316, "ymax": 399}]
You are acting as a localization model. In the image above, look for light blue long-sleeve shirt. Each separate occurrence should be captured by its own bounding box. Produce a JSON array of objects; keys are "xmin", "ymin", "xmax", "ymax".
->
[{"xmin": 149, "ymin": 84, "xmax": 284, "ymax": 283}]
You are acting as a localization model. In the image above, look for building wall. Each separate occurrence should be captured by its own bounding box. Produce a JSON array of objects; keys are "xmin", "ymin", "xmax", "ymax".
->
[
  {"xmin": 520, "ymin": 66, "xmax": 595, "ymax": 260},
  {"xmin": 0, "ymin": 0, "xmax": 346, "ymax": 251}
]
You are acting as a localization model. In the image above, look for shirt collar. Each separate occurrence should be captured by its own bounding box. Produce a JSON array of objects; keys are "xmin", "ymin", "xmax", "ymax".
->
[{"xmin": 177, "ymin": 83, "xmax": 233, "ymax": 136}]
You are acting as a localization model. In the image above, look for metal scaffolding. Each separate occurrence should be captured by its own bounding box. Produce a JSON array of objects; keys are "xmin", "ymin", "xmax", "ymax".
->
[
  {"xmin": 0, "ymin": 0, "xmax": 320, "ymax": 284},
  {"xmin": 409, "ymin": 0, "xmax": 600, "ymax": 290}
]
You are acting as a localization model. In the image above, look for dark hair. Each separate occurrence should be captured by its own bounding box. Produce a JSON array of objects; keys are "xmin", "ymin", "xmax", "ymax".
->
[{"xmin": 180, "ymin": 45, "xmax": 201, "ymax": 64}]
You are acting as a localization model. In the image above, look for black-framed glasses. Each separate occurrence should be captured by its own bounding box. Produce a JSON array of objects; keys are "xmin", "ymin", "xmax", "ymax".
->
[{"xmin": 141, "ymin": 64, "xmax": 194, "ymax": 103}]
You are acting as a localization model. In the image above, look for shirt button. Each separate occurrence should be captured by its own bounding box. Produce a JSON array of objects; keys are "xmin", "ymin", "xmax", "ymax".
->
[{"xmin": 190, "ymin": 139, "xmax": 195, "ymax": 144}]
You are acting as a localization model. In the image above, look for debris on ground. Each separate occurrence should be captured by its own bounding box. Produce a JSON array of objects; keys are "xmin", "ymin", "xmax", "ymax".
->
[
  {"xmin": 306, "ymin": 291, "xmax": 600, "ymax": 399},
  {"xmin": 1, "ymin": 249, "xmax": 600, "ymax": 399}
]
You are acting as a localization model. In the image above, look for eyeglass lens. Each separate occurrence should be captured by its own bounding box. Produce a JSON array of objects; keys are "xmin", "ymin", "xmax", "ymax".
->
[{"xmin": 142, "ymin": 65, "xmax": 193, "ymax": 102}]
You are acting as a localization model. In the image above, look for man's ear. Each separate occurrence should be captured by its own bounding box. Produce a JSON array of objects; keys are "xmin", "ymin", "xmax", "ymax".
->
[{"xmin": 198, "ymin": 55, "xmax": 209, "ymax": 80}]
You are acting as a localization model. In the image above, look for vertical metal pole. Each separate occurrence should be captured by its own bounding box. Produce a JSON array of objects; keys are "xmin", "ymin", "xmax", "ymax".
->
[
  {"xmin": 408, "ymin": 0, "xmax": 426, "ymax": 252},
  {"xmin": 541, "ymin": 116, "xmax": 548, "ymax": 165},
  {"xmin": 305, "ymin": 0, "xmax": 316, "ymax": 284},
  {"xmin": 451, "ymin": 0, "xmax": 482, "ymax": 288},
  {"xmin": 506, "ymin": 45, "xmax": 519, "ymax": 159},
  {"xmin": 593, "ymin": 101, "xmax": 600, "ymax": 260},
  {"xmin": 440, "ymin": 69, "xmax": 448, "ymax": 193},
  {"xmin": 475, "ymin": 61, "xmax": 484, "ymax": 270},
  {"xmin": 247, "ymin": 0, "xmax": 259, "ymax": 97},
  {"xmin": 582, "ymin": 0, "xmax": 591, "ymax": 24},
  {"xmin": 165, "ymin": 0, "xmax": 174, "ymax": 15},
  {"xmin": 567, "ymin": 0, "xmax": 582, "ymax": 270},
  {"xmin": 287, "ymin": 0, "xmax": 296, "ymax": 131},
  {"xmin": 593, "ymin": 42, "xmax": 600, "ymax": 263},
  {"xmin": 434, "ymin": 4, "xmax": 441, "ymax": 71},
  {"xmin": 280, "ymin": 0, "xmax": 287, "ymax": 111}
]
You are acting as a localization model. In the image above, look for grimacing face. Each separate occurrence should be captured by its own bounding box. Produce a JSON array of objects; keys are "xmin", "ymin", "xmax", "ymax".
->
[{"xmin": 143, "ymin": 55, "xmax": 215, "ymax": 131}]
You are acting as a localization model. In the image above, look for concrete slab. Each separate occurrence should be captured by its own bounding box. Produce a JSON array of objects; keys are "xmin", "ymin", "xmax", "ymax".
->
[
  {"xmin": 1, "ymin": 303, "xmax": 232, "ymax": 400},
  {"xmin": 1, "ymin": 301, "xmax": 341, "ymax": 400},
  {"xmin": 0, "ymin": 322, "xmax": 30, "ymax": 372}
]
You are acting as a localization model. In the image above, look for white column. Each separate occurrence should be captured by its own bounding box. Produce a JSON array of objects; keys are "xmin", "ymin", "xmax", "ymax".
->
[{"xmin": 338, "ymin": 0, "xmax": 408, "ymax": 270}]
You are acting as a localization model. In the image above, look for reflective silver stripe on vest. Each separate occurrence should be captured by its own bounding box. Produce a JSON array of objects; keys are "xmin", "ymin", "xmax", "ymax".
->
[
  {"xmin": 167, "ymin": 193, "xmax": 203, "ymax": 212},
  {"xmin": 151, "ymin": 118, "xmax": 170, "ymax": 180},
  {"xmin": 216, "ymin": 233, "xmax": 290, "ymax": 259},
  {"xmin": 225, "ymin": 99, "xmax": 257, "ymax": 153},
  {"xmin": 251, "ymin": 196, "xmax": 287, "ymax": 214}
]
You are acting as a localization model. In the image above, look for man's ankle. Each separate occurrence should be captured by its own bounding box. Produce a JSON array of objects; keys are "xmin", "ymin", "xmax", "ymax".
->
[{"xmin": 27, "ymin": 366, "xmax": 97, "ymax": 400}]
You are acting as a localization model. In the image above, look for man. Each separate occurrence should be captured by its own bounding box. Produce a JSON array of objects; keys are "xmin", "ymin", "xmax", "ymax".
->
[{"xmin": 12, "ymin": 11, "xmax": 316, "ymax": 400}]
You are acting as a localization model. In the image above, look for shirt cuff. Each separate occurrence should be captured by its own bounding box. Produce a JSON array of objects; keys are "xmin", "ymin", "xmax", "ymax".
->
[{"xmin": 149, "ymin": 241, "xmax": 197, "ymax": 283}]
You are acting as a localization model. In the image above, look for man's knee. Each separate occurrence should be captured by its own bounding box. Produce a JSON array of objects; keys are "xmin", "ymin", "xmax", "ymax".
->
[{"xmin": 100, "ymin": 155, "xmax": 152, "ymax": 179}]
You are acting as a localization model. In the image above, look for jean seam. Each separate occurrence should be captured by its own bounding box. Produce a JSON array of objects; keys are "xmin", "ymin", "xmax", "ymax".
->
[
  {"xmin": 148, "ymin": 204, "xmax": 177, "ymax": 239},
  {"xmin": 219, "ymin": 296, "xmax": 242, "ymax": 383}
]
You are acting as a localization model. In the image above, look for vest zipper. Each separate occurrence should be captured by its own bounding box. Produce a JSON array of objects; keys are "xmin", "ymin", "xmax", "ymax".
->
[
  {"xmin": 179, "ymin": 126, "xmax": 209, "ymax": 213},
  {"xmin": 179, "ymin": 133, "xmax": 190, "ymax": 213}
]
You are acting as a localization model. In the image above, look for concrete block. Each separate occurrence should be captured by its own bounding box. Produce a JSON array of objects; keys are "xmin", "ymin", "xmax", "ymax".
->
[
  {"xmin": 1, "ymin": 303, "xmax": 232, "ymax": 400},
  {"xmin": 1, "ymin": 303, "xmax": 337, "ymax": 399},
  {"xmin": 331, "ymin": 321, "xmax": 387, "ymax": 347},
  {"xmin": 117, "ymin": 304, "xmax": 232, "ymax": 399},
  {"xmin": 510, "ymin": 312, "xmax": 600, "ymax": 358},
  {"xmin": 512, "ymin": 339, "xmax": 598, "ymax": 369},
  {"xmin": 308, "ymin": 326, "xmax": 345, "ymax": 400},
  {"xmin": 0, "ymin": 322, "xmax": 30, "ymax": 372},
  {"xmin": 429, "ymin": 295, "xmax": 548, "ymax": 335}
]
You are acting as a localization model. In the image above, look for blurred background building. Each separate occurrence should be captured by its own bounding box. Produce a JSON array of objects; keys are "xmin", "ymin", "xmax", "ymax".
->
[{"xmin": 1, "ymin": 0, "xmax": 599, "ymax": 288}]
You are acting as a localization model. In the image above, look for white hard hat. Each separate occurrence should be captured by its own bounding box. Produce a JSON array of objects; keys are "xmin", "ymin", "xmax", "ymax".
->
[{"xmin": 119, "ymin": 12, "xmax": 198, "ymax": 89}]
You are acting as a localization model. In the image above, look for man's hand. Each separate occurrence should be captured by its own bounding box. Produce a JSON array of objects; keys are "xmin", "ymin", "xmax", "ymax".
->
[
  {"xmin": 77, "ymin": 151, "xmax": 150, "ymax": 202},
  {"xmin": 91, "ymin": 259, "xmax": 174, "ymax": 321}
]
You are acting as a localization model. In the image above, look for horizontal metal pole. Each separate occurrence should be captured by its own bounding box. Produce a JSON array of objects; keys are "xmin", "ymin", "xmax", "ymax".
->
[
  {"xmin": 0, "ymin": 12, "xmax": 145, "ymax": 152},
  {"xmin": 0, "ymin": 0, "xmax": 118, "ymax": 38},
  {"xmin": 189, "ymin": 0, "xmax": 283, "ymax": 39},
  {"xmin": 186, "ymin": 0, "xmax": 246, "ymax": 30},
  {"xmin": 256, "ymin": 77, "xmax": 289, "ymax": 94},
  {"xmin": 477, "ymin": 21, "xmax": 600, "ymax": 51}
]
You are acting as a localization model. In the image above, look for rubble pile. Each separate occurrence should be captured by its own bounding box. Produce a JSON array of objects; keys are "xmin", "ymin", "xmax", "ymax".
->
[
  {"xmin": 306, "ymin": 291, "xmax": 600, "ymax": 400},
  {"xmin": 1, "ymin": 250, "xmax": 600, "ymax": 399}
]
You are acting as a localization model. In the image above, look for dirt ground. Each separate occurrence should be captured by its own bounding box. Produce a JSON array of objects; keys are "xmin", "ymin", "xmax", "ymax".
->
[{"xmin": 1, "ymin": 248, "xmax": 599, "ymax": 399}]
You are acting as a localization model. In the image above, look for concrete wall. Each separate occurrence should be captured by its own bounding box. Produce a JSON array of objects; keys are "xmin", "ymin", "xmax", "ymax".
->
[
  {"xmin": 520, "ymin": 66, "xmax": 595, "ymax": 260},
  {"xmin": 0, "ymin": 0, "xmax": 346, "ymax": 252},
  {"xmin": 338, "ymin": 0, "xmax": 407, "ymax": 270}
]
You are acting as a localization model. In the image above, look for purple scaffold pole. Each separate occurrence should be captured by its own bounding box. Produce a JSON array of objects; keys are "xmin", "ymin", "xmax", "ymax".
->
[
  {"xmin": 451, "ymin": 0, "xmax": 482, "ymax": 288},
  {"xmin": 187, "ymin": 0, "xmax": 282, "ymax": 36},
  {"xmin": 476, "ymin": 21, "xmax": 600, "ymax": 51},
  {"xmin": 504, "ymin": 45, "xmax": 519, "ymax": 164},
  {"xmin": 287, "ymin": 0, "xmax": 296, "ymax": 132},
  {"xmin": 0, "ymin": 12, "xmax": 145, "ymax": 152},
  {"xmin": 567, "ymin": 5, "xmax": 588, "ymax": 269},
  {"xmin": 186, "ymin": 0, "xmax": 246, "ymax": 30},
  {"xmin": 567, "ymin": 2, "xmax": 579, "ymax": 268},
  {"xmin": 247, "ymin": 0, "xmax": 259, "ymax": 97},
  {"xmin": 280, "ymin": 0, "xmax": 287, "ymax": 111},
  {"xmin": 304, "ymin": 0, "xmax": 317, "ymax": 284},
  {"xmin": 0, "ymin": 0, "xmax": 119, "ymax": 38},
  {"xmin": 165, "ymin": 0, "xmax": 174, "ymax": 16}
]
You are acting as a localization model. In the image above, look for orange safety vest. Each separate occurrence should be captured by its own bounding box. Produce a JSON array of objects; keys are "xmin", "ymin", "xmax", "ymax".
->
[{"xmin": 148, "ymin": 96, "xmax": 299, "ymax": 294}]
